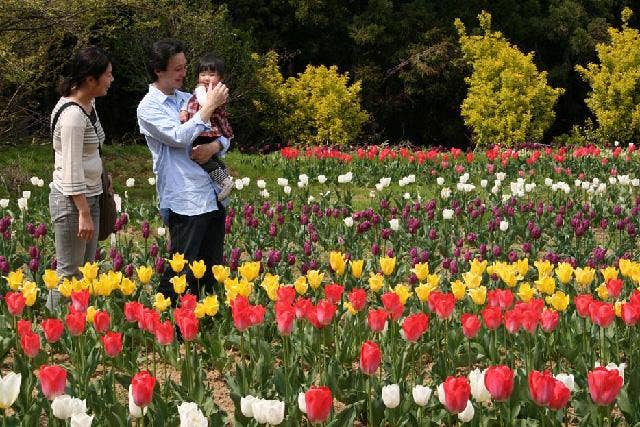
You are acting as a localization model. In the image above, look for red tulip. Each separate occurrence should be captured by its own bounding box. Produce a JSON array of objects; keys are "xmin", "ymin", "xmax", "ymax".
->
[
  {"xmin": 484, "ymin": 365, "xmax": 514, "ymax": 401},
  {"xmin": 42, "ymin": 318, "xmax": 64, "ymax": 343},
  {"xmin": 231, "ymin": 296, "xmax": 252, "ymax": 331},
  {"xmin": 316, "ymin": 300, "xmax": 336, "ymax": 327},
  {"xmin": 359, "ymin": 341, "xmax": 381, "ymax": 375},
  {"xmin": 180, "ymin": 293, "xmax": 197, "ymax": 311},
  {"xmin": 348, "ymin": 288, "xmax": 367, "ymax": 311},
  {"xmin": 401, "ymin": 312, "xmax": 429, "ymax": 342},
  {"xmin": 590, "ymin": 302, "xmax": 615, "ymax": 328},
  {"xmin": 541, "ymin": 309, "xmax": 559, "ymax": 332},
  {"xmin": 275, "ymin": 303, "xmax": 295, "ymax": 335},
  {"xmin": 174, "ymin": 308, "xmax": 198, "ymax": 341},
  {"xmin": 277, "ymin": 286, "xmax": 296, "ymax": 305},
  {"xmin": 460, "ymin": 313, "xmax": 481, "ymax": 338},
  {"xmin": 429, "ymin": 292, "xmax": 456, "ymax": 320},
  {"xmin": 367, "ymin": 309, "xmax": 388, "ymax": 332},
  {"xmin": 65, "ymin": 309, "xmax": 86, "ymax": 336},
  {"xmin": 293, "ymin": 298, "xmax": 312, "ymax": 319},
  {"xmin": 131, "ymin": 370, "xmax": 156, "ymax": 407},
  {"xmin": 622, "ymin": 301, "xmax": 640, "ymax": 326},
  {"xmin": 248, "ymin": 304, "xmax": 266, "ymax": 326},
  {"xmin": 548, "ymin": 380, "xmax": 571, "ymax": 410},
  {"xmin": 305, "ymin": 386, "xmax": 333, "ymax": 424},
  {"xmin": 21, "ymin": 331, "xmax": 40, "ymax": 358},
  {"xmin": 155, "ymin": 320, "xmax": 174, "ymax": 345},
  {"xmin": 587, "ymin": 367, "xmax": 623, "ymax": 406},
  {"xmin": 487, "ymin": 289, "xmax": 514, "ymax": 310},
  {"xmin": 70, "ymin": 290, "xmax": 90, "ymax": 312},
  {"xmin": 324, "ymin": 283, "xmax": 344, "ymax": 305},
  {"xmin": 574, "ymin": 294, "xmax": 593, "ymax": 318},
  {"xmin": 606, "ymin": 278, "xmax": 623, "ymax": 299},
  {"xmin": 93, "ymin": 310, "xmax": 111, "ymax": 334},
  {"xmin": 5, "ymin": 291, "xmax": 25, "ymax": 316},
  {"xmin": 101, "ymin": 331, "xmax": 123, "ymax": 357},
  {"xmin": 481, "ymin": 306, "xmax": 502, "ymax": 330},
  {"xmin": 442, "ymin": 376, "xmax": 471, "ymax": 413},
  {"xmin": 142, "ymin": 308, "xmax": 160, "ymax": 333},
  {"xmin": 38, "ymin": 365, "xmax": 67, "ymax": 400},
  {"xmin": 381, "ymin": 292, "xmax": 403, "ymax": 320},
  {"xmin": 124, "ymin": 301, "xmax": 143, "ymax": 322},
  {"xmin": 17, "ymin": 319, "xmax": 32, "ymax": 336},
  {"xmin": 503, "ymin": 309, "xmax": 521, "ymax": 334},
  {"xmin": 520, "ymin": 309, "xmax": 539, "ymax": 334},
  {"xmin": 528, "ymin": 370, "xmax": 555, "ymax": 407}
]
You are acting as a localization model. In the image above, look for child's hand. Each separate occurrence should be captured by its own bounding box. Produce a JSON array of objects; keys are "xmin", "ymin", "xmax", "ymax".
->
[{"xmin": 179, "ymin": 110, "xmax": 188, "ymax": 123}]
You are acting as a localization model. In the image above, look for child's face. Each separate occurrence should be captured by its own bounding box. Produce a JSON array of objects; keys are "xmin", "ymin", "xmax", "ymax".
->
[{"xmin": 198, "ymin": 70, "xmax": 223, "ymax": 87}]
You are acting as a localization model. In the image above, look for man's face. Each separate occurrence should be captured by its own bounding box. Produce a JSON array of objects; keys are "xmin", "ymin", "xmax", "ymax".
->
[{"xmin": 156, "ymin": 52, "xmax": 187, "ymax": 92}]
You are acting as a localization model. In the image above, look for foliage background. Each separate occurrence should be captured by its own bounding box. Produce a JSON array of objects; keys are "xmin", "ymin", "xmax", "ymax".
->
[{"xmin": 0, "ymin": 0, "xmax": 638, "ymax": 148}]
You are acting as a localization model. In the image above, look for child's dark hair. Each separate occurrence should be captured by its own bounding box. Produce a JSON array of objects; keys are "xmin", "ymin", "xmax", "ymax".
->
[
  {"xmin": 197, "ymin": 53, "xmax": 225, "ymax": 77},
  {"xmin": 148, "ymin": 38, "xmax": 184, "ymax": 82},
  {"xmin": 57, "ymin": 46, "xmax": 111, "ymax": 96}
]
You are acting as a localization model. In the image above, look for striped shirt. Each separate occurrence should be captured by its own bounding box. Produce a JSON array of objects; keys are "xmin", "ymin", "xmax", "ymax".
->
[{"xmin": 51, "ymin": 98, "xmax": 104, "ymax": 196}]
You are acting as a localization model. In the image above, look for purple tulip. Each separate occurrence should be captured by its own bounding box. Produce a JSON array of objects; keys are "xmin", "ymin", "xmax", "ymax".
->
[
  {"xmin": 113, "ymin": 254, "xmax": 123, "ymax": 272},
  {"xmin": 381, "ymin": 228, "xmax": 391, "ymax": 240},
  {"xmin": 253, "ymin": 249, "xmax": 262, "ymax": 261},
  {"xmin": 309, "ymin": 259, "xmax": 319, "ymax": 270},
  {"xmin": 428, "ymin": 228, "xmax": 437, "ymax": 241},
  {"xmin": 0, "ymin": 257, "xmax": 9, "ymax": 274},
  {"xmin": 420, "ymin": 250, "xmax": 429, "ymax": 263},
  {"xmin": 95, "ymin": 247, "xmax": 103, "ymax": 261},
  {"xmin": 492, "ymin": 245, "xmax": 501, "ymax": 257},
  {"xmin": 287, "ymin": 253, "xmax": 296, "ymax": 265},
  {"xmin": 231, "ymin": 247, "xmax": 241, "ymax": 262},
  {"xmin": 124, "ymin": 264, "xmax": 134, "ymax": 278},
  {"xmin": 155, "ymin": 256, "xmax": 165, "ymax": 273},
  {"xmin": 269, "ymin": 223, "xmax": 277, "ymax": 237},
  {"xmin": 35, "ymin": 223, "xmax": 47, "ymax": 238},
  {"xmin": 149, "ymin": 242, "xmax": 159, "ymax": 258},
  {"xmin": 522, "ymin": 242, "xmax": 532, "ymax": 254},
  {"xmin": 28, "ymin": 246, "xmax": 40, "ymax": 260},
  {"xmin": 371, "ymin": 243, "xmax": 380, "ymax": 256},
  {"xmin": 50, "ymin": 257, "xmax": 57, "ymax": 271},
  {"xmin": 26, "ymin": 222, "xmax": 35, "ymax": 236},
  {"xmin": 28, "ymin": 257, "xmax": 39, "ymax": 273},
  {"xmin": 141, "ymin": 221, "xmax": 150, "ymax": 239},
  {"xmin": 385, "ymin": 248, "xmax": 394, "ymax": 258}
]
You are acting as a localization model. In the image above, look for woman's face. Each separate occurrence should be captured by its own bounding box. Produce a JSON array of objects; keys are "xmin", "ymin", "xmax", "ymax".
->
[
  {"xmin": 198, "ymin": 70, "xmax": 223, "ymax": 87},
  {"xmin": 87, "ymin": 63, "xmax": 114, "ymax": 97}
]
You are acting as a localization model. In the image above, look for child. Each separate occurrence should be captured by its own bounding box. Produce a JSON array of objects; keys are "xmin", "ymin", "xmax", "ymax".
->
[{"xmin": 180, "ymin": 53, "xmax": 234, "ymax": 201}]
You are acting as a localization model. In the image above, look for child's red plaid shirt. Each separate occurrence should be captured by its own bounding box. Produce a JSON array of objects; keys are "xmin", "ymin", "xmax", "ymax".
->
[{"xmin": 184, "ymin": 95, "xmax": 234, "ymax": 139}]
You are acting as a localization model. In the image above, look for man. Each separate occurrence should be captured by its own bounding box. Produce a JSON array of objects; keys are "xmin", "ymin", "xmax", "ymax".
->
[{"xmin": 137, "ymin": 38, "xmax": 229, "ymax": 302}]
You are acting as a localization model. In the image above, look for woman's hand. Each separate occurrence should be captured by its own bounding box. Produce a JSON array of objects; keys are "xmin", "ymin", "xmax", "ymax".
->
[
  {"xmin": 107, "ymin": 173, "xmax": 114, "ymax": 195},
  {"xmin": 78, "ymin": 209, "xmax": 94, "ymax": 241}
]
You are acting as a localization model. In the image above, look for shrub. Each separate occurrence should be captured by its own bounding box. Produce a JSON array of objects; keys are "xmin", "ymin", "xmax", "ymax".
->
[
  {"xmin": 576, "ymin": 8, "xmax": 640, "ymax": 145},
  {"xmin": 455, "ymin": 11, "xmax": 564, "ymax": 147}
]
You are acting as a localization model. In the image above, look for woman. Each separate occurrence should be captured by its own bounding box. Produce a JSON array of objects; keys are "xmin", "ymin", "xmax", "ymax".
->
[{"xmin": 48, "ymin": 46, "xmax": 113, "ymax": 309}]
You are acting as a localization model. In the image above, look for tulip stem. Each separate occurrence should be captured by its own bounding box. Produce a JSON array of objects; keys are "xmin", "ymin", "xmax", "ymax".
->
[
  {"xmin": 600, "ymin": 327, "xmax": 606, "ymax": 364},
  {"xmin": 367, "ymin": 375, "xmax": 373, "ymax": 425}
]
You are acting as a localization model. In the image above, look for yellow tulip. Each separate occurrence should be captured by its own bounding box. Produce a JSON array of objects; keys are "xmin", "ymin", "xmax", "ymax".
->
[
  {"xmin": 119, "ymin": 278, "xmax": 136, "ymax": 296},
  {"xmin": 596, "ymin": 283, "xmax": 609, "ymax": 300},
  {"xmin": 379, "ymin": 256, "xmax": 396, "ymax": 276},
  {"xmin": 462, "ymin": 271, "xmax": 482, "ymax": 289},
  {"xmin": 497, "ymin": 266, "xmax": 518, "ymax": 287},
  {"xmin": 615, "ymin": 300, "xmax": 624, "ymax": 317},
  {"xmin": 5, "ymin": 270, "xmax": 24, "ymax": 290},
  {"xmin": 21, "ymin": 281, "xmax": 38, "ymax": 306},
  {"xmin": 202, "ymin": 295, "xmax": 219, "ymax": 316},
  {"xmin": 619, "ymin": 259, "xmax": 634, "ymax": 278},
  {"xmin": 411, "ymin": 262, "xmax": 429, "ymax": 282},
  {"xmin": 238, "ymin": 261, "xmax": 261, "ymax": 282},
  {"xmin": 306, "ymin": 270, "xmax": 324, "ymax": 290},
  {"xmin": 415, "ymin": 282, "xmax": 438, "ymax": 302},
  {"xmin": 224, "ymin": 277, "xmax": 239, "ymax": 291},
  {"xmin": 517, "ymin": 282, "xmax": 536, "ymax": 302},
  {"xmin": 468, "ymin": 286, "xmax": 487, "ymax": 305},
  {"xmin": 212, "ymin": 265, "xmax": 230, "ymax": 283},
  {"xmin": 58, "ymin": 278, "xmax": 72, "ymax": 298},
  {"xmin": 237, "ymin": 278, "xmax": 253, "ymax": 298},
  {"xmin": 545, "ymin": 291, "xmax": 570, "ymax": 312},
  {"xmin": 600, "ymin": 266, "xmax": 619, "ymax": 282},
  {"xmin": 169, "ymin": 253, "xmax": 187, "ymax": 273},
  {"xmin": 513, "ymin": 258, "xmax": 529, "ymax": 278},
  {"xmin": 190, "ymin": 260, "xmax": 206, "ymax": 279},
  {"xmin": 368, "ymin": 272, "xmax": 384, "ymax": 293},
  {"xmin": 136, "ymin": 266, "xmax": 153, "ymax": 285},
  {"xmin": 294, "ymin": 277, "xmax": 308, "ymax": 295},
  {"xmin": 194, "ymin": 303, "xmax": 206, "ymax": 319},
  {"xmin": 170, "ymin": 274, "xmax": 187, "ymax": 294},
  {"xmin": 329, "ymin": 251, "xmax": 346, "ymax": 276},
  {"xmin": 555, "ymin": 262, "xmax": 574, "ymax": 285},
  {"xmin": 575, "ymin": 267, "xmax": 596, "ymax": 288},
  {"xmin": 450, "ymin": 280, "xmax": 466, "ymax": 300},
  {"xmin": 343, "ymin": 301, "xmax": 357, "ymax": 315},
  {"xmin": 79, "ymin": 262, "xmax": 99, "ymax": 281},
  {"xmin": 262, "ymin": 279, "xmax": 280, "ymax": 301},
  {"xmin": 43, "ymin": 269, "xmax": 60, "ymax": 290},
  {"xmin": 426, "ymin": 274, "xmax": 441, "ymax": 288},
  {"xmin": 535, "ymin": 276, "xmax": 556, "ymax": 295},
  {"xmin": 93, "ymin": 274, "xmax": 113, "ymax": 297},
  {"xmin": 86, "ymin": 306, "xmax": 97, "ymax": 323},
  {"xmin": 393, "ymin": 283, "xmax": 412, "ymax": 305},
  {"xmin": 469, "ymin": 259, "xmax": 487, "ymax": 276},
  {"xmin": 153, "ymin": 293, "xmax": 172, "ymax": 312},
  {"xmin": 261, "ymin": 273, "xmax": 280, "ymax": 289},
  {"xmin": 534, "ymin": 260, "xmax": 553, "ymax": 279},
  {"xmin": 349, "ymin": 259, "xmax": 364, "ymax": 279},
  {"xmin": 73, "ymin": 277, "xmax": 88, "ymax": 292}
]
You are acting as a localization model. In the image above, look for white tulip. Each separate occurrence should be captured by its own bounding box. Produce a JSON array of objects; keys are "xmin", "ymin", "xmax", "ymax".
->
[
  {"xmin": 317, "ymin": 175, "xmax": 327, "ymax": 184},
  {"xmin": 457, "ymin": 400, "xmax": 474, "ymax": 422},
  {"xmin": 298, "ymin": 174, "xmax": 309, "ymax": 185},
  {"xmin": 126, "ymin": 178, "xmax": 135, "ymax": 187},
  {"xmin": 277, "ymin": 178, "xmax": 288, "ymax": 187},
  {"xmin": 178, "ymin": 402, "xmax": 208, "ymax": 427},
  {"xmin": 412, "ymin": 385, "xmax": 432, "ymax": 407},
  {"xmin": 257, "ymin": 180, "xmax": 266, "ymax": 189},
  {"xmin": 499, "ymin": 220, "xmax": 509, "ymax": 232},
  {"xmin": 618, "ymin": 175, "xmax": 630, "ymax": 185},
  {"xmin": 407, "ymin": 174, "xmax": 416, "ymax": 183},
  {"xmin": 403, "ymin": 192, "xmax": 411, "ymax": 200},
  {"xmin": 113, "ymin": 193, "xmax": 122, "ymax": 212},
  {"xmin": 343, "ymin": 217, "xmax": 354, "ymax": 227},
  {"xmin": 468, "ymin": 368, "xmax": 491, "ymax": 403},
  {"xmin": 544, "ymin": 178, "xmax": 553, "ymax": 186},
  {"xmin": 22, "ymin": 190, "xmax": 31, "ymax": 200},
  {"xmin": 52, "ymin": 395, "xmax": 87, "ymax": 420},
  {"xmin": 148, "ymin": 177, "xmax": 156, "ymax": 185},
  {"xmin": 436, "ymin": 177, "xmax": 445, "ymax": 185},
  {"xmin": 369, "ymin": 190, "xmax": 377, "ymax": 198},
  {"xmin": 380, "ymin": 177, "xmax": 391, "ymax": 187},
  {"xmin": 235, "ymin": 179, "xmax": 244, "ymax": 190},
  {"xmin": 242, "ymin": 177, "xmax": 250, "ymax": 186},
  {"xmin": 436, "ymin": 383, "xmax": 446, "ymax": 406},
  {"xmin": 284, "ymin": 185, "xmax": 291, "ymax": 195},
  {"xmin": 609, "ymin": 177, "xmax": 617, "ymax": 185},
  {"xmin": 307, "ymin": 195, "xmax": 315, "ymax": 203},
  {"xmin": 574, "ymin": 179, "xmax": 582, "ymax": 187},
  {"xmin": 496, "ymin": 172, "xmax": 506, "ymax": 181},
  {"xmin": 480, "ymin": 179, "xmax": 488, "ymax": 188},
  {"xmin": 0, "ymin": 372, "xmax": 21, "ymax": 409},
  {"xmin": 260, "ymin": 189, "xmax": 270, "ymax": 198},
  {"xmin": 30, "ymin": 176, "xmax": 40, "ymax": 186},
  {"xmin": 441, "ymin": 187, "xmax": 451, "ymax": 199},
  {"xmin": 128, "ymin": 386, "xmax": 147, "ymax": 418},
  {"xmin": 0, "ymin": 199, "xmax": 9, "ymax": 209},
  {"xmin": 337, "ymin": 172, "xmax": 353, "ymax": 184},
  {"xmin": 298, "ymin": 392, "xmax": 307, "ymax": 413},
  {"xmin": 614, "ymin": 140, "xmax": 620, "ymax": 146},
  {"xmin": 17, "ymin": 197, "xmax": 28, "ymax": 211},
  {"xmin": 240, "ymin": 395, "xmax": 258, "ymax": 418},
  {"xmin": 442, "ymin": 208, "xmax": 454, "ymax": 220},
  {"xmin": 70, "ymin": 413, "xmax": 94, "ymax": 427},
  {"xmin": 459, "ymin": 173, "xmax": 469, "ymax": 184},
  {"xmin": 297, "ymin": 181, "xmax": 305, "ymax": 188},
  {"xmin": 389, "ymin": 218, "xmax": 400, "ymax": 231},
  {"xmin": 554, "ymin": 373, "xmax": 575, "ymax": 392},
  {"xmin": 157, "ymin": 227, "xmax": 166, "ymax": 237},
  {"xmin": 632, "ymin": 178, "xmax": 639, "ymax": 187},
  {"xmin": 252, "ymin": 399, "xmax": 284, "ymax": 425},
  {"xmin": 399, "ymin": 177, "xmax": 407, "ymax": 187},
  {"xmin": 381, "ymin": 384, "xmax": 400, "ymax": 408},
  {"xmin": 375, "ymin": 183, "xmax": 384, "ymax": 192}
]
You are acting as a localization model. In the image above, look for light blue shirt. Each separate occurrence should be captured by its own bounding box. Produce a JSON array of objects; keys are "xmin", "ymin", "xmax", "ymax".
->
[{"xmin": 137, "ymin": 84, "xmax": 230, "ymax": 216}]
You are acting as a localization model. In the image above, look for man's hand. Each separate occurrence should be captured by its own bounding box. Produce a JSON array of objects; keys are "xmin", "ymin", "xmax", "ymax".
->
[
  {"xmin": 200, "ymin": 81, "xmax": 228, "ymax": 122},
  {"xmin": 191, "ymin": 141, "xmax": 221, "ymax": 164}
]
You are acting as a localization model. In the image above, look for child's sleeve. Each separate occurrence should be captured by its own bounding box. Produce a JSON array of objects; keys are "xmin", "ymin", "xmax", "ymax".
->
[{"xmin": 194, "ymin": 85, "xmax": 208, "ymax": 107}]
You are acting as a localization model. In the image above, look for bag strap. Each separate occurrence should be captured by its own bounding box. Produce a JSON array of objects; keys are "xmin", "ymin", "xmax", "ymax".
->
[{"xmin": 51, "ymin": 101, "xmax": 102, "ymax": 155}]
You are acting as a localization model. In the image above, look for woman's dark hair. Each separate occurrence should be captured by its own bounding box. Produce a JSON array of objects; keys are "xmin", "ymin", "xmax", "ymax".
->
[
  {"xmin": 58, "ymin": 46, "xmax": 111, "ymax": 96},
  {"xmin": 196, "ymin": 53, "xmax": 225, "ymax": 78},
  {"xmin": 148, "ymin": 38, "xmax": 184, "ymax": 81}
]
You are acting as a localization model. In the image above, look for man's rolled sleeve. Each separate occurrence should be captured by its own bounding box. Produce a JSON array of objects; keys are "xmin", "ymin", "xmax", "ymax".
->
[{"xmin": 137, "ymin": 103, "xmax": 209, "ymax": 148}]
